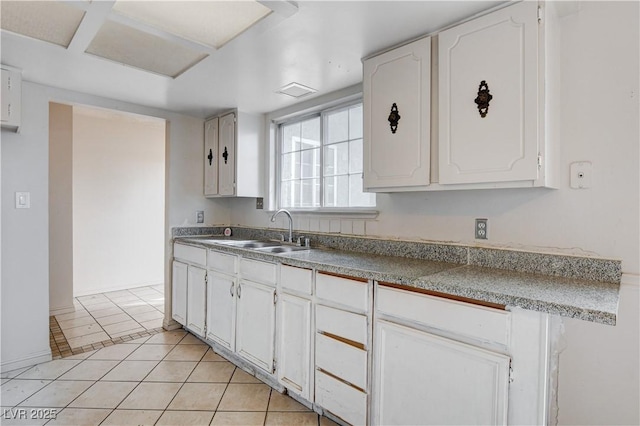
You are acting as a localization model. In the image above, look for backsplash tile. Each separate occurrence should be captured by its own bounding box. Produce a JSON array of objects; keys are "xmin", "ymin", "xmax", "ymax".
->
[
  {"xmin": 468, "ymin": 247, "xmax": 622, "ymax": 284},
  {"xmin": 172, "ymin": 225, "xmax": 622, "ymax": 284}
]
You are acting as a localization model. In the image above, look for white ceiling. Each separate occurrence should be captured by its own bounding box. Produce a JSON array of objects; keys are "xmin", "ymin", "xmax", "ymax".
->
[{"xmin": 0, "ymin": 1, "xmax": 503, "ymax": 118}]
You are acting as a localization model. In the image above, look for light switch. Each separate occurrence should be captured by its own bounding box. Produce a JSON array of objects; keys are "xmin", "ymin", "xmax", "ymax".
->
[{"xmin": 15, "ymin": 191, "xmax": 30, "ymax": 209}]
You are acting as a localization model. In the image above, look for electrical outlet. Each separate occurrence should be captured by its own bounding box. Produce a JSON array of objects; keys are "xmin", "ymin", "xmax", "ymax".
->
[
  {"xmin": 475, "ymin": 218, "xmax": 488, "ymax": 239},
  {"xmin": 196, "ymin": 211, "xmax": 204, "ymax": 224},
  {"xmin": 256, "ymin": 197, "xmax": 264, "ymax": 209}
]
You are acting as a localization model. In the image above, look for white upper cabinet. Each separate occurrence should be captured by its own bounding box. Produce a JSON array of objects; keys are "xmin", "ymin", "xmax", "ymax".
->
[
  {"xmin": 1, "ymin": 66, "xmax": 21, "ymax": 132},
  {"xmin": 438, "ymin": 1, "xmax": 557, "ymax": 187},
  {"xmin": 204, "ymin": 110, "xmax": 264, "ymax": 198},
  {"xmin": 218, "ymin": 112, "xmax": 236, "ymax": 196},
  {"xmin": 204, "ymin": 117, "xmax": 219, "ymax": 196},
  {"xmin": 363, "ymin": 37, "xmax": 431, "ymax": 192}
]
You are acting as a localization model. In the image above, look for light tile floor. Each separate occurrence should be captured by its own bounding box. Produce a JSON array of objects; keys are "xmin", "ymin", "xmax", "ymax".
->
[
  {"xmin": 50, "ymin": 285, "xmax": 166, "ymax": 358},
  {"xmin": 2, "ymin": 330, "xmax": 338, "ymax": 425}
]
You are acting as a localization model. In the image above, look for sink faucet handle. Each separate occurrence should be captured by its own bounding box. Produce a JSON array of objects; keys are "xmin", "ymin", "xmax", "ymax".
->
[{"xmin": 296, "ymin": 235, "xmax": 304, "ymax": 246}]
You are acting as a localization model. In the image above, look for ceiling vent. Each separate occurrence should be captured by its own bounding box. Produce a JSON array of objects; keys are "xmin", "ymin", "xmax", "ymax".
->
[
  {"xmin": 0, "ymin": 1, "xmax": 85, "ymax": 48},
  {"xmin": 277, "ymin": 82, "xmax": 318, "ymax": 98}
]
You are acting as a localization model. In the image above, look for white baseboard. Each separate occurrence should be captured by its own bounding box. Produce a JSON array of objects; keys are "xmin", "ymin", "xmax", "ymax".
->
[
  {"xmin": 1, "ymin": 349, "xmax": 52, "ymax": 374},
  {"xmin": 73, "ymin": 281, "xmax": 164, "ymax": 298},
  {"xmin": 163, "ymin": 318, "xmax": 183, "ymax": 331}
]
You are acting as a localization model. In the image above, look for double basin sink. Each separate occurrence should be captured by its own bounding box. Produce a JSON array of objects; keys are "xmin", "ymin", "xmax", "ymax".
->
[{"xmin": 203, "ymin": 239, "xmax": 310, "ymax": 254}]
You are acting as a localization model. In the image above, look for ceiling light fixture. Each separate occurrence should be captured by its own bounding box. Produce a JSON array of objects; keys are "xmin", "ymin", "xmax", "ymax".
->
[
  {"xmin": 0, "ymin": 1, "xmax": 85, "ymax": 48},
  {"xmin": 85, "ymin": 20, "xmax": 208, "ymax": 78},
  {"xmin": 111, "ymin": 0, "xmax": 272, "ymax": 49}
]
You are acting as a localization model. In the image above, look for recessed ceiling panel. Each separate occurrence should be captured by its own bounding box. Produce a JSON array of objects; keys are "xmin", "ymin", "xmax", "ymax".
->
[
  {"xmin": 0, "ymin": 1, "xmax": 85, "ymax": 48},
  {"xmin": 111, "ymin": 0, "xmax": 272, "ymax": 48},
  {"xmin": 85, "ymin": 20, "xmax": 208, "ymax": 78}
]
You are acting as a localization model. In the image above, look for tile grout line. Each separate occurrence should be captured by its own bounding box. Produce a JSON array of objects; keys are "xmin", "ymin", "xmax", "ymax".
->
[
  {"xmin": 152, "ymin": 333, "xmax": 207, "ymax": 422},
  {"xmin": 50, "ymin": 285, "xmax": 166, "ymax": 357}
]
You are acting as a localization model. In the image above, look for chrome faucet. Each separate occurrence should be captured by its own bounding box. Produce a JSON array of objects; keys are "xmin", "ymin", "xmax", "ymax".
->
[{"xmin": 270, "ymin": 209, "xmax": 294, "ymax": 243}]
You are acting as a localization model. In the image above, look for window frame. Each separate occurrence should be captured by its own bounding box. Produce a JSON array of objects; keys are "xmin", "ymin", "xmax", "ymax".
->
[{"xmin": 274, "ymin": 98, "xmax": 376, "ymax": 213}]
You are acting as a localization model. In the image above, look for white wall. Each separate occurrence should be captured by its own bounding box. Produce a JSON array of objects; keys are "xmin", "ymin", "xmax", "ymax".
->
[
  {"xmin": 229, "ymin": 2, "xmax": 640, "ymax": 424},
  {"xmin": 1, "ymin": 81, "xmax": 230, "ymax": 372},
  {"xmin": 49, "ymin": 103, "xmax": 74, "ymax": 314},
  {"xmin": 72, "ymin": 106, "xmax": 165, "ymax": 296}
]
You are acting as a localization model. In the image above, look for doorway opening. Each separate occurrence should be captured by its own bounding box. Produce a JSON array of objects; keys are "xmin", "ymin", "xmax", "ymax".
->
[{"xmin": 49, "ymin": 103, "xmax": 167, "ymax": 357}]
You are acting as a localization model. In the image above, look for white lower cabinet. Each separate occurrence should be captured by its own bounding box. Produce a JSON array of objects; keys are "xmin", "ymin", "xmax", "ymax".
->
[
  {"xmin": 277, "ymin": 265, "xmax": 313, "ymax": 400},
  {"xmin": 205, "ymin": 249, "xmax": 277, "ymax": 374},
  {"xmin": 205, "ymin": 271, "xmax": 236, "ymax": 350},
  {"xmin": 171, "ymin": 261, "xmax": 188, "ymax": 326},
  {"xmin": 174, "ymin": 244, "xmax": 554, "ymax": 426},
  {"xmin": 315, "ymin": 273, "xmax": 371, "ymax": 425},
  {"xmin": 373, "ymin": 320, "xmax": 510, "ymax": 425},
  {"xmin": 316, "ymin": 369, "xmax": 368, "ymax": 426},
  {"xmin": 186, "ymin": 266, "xmax": 207, "ymax": 337},
  {"xmin": 236, "ymin": 279, "xmax": 276, "ymax": 373},
  {"xmin": 277, "ymin": 293, "xmax": 312, "ymax": 399},
  {"xmin": 172, "ymin": 243, "xmax": 207, "ymax": 335},
  {"xmin": 372, "ymin": 284, "xmax": 553, "ymax": 426}
]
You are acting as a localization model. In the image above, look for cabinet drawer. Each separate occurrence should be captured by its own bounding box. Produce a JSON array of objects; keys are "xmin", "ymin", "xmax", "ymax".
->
[
  {"xmin": 280, "ymin": 265, "xmax": 313, "ymax": 295},
  {"xmin": 316, "ymin": 272, "xmax": 368, "ymax": 311},
  {"xmin": 377, "ymin": 286, "xmax": 511, "ymax": 346},
  {"xmin": 208, "ymin": 250, "xmax": 237, "ymax": 275},
  {"xmin": 316, "ymin": 305, "xmax": 367, "ymax": 346},
  {"xmin": 240, "ymin": 258, "xmax": 277, "ymax": 285},
  {"xmin": 316, "ymin": 333, "xmax": 367, "ymax": 390},
  {"xmin": 174, "ymin": 244, "xmax": 207, "ymax": 266},
  {"xmin": 316, "ymin": 370, "xmax": 367, "ymax": 426}
]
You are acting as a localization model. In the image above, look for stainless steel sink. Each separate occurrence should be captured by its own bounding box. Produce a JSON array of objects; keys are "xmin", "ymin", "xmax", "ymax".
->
[
  {"xmin": 253, "ymin": 245, "xmax": 310, "ymax": 254},
  {"xmin": 212, "ymin": 240, "xmax": 281, "ymax": 248}
]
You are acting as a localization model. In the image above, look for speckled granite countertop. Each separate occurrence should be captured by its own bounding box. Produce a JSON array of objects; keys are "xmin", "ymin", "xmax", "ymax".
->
[{"xmin": 174, "ymin": 234, "xmax": 620, "ymax": 325}]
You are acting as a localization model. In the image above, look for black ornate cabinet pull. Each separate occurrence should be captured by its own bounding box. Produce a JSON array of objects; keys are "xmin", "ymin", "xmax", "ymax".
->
[
  {"xmin": 208, "ymin": 149, "xmax": 213, "ymax": 166},
  {"xmin": 222, "ymin": 146, "xmax": 229, "ymax": 164},
  {"xmin": 388, "ymin": 103, "xmax": 401, "ymax": 134},
  {"xmin": 475, "ymin": 80, "xmax": 493, "ymax": 118}
]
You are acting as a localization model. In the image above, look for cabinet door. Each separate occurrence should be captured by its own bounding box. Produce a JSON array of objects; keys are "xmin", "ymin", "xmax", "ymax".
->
[
  {"xmin": 373, "ymin": 320, "xmax": 510, "ymax": 425},
  {"xmin": 277, "ymin": 293, "xmax": 311, "ymax": 399},
  {"xmin": 204, "ymin": 117, "xmax": 219, "ymax": 196},
  {"xmin": 171, "ymin": 261, "xmax": 188, "ymax": 326},
  {"xmin": 186, "ymin": 266, "xmax": 207, "ymax": 337},
  {"xmin": 438, "ymin": 1, "xmax": 539, "ymax": 184},
  {"xmin": 218, "ymin": 112, "xmax": 236, "ymax": 196},
  {"xmin": 236, "ymin": 279, "xmax": 276, "ymax": 372},
  {"xmin": 206, "ymin": 271, "xmax": 236, "ymax": 350},
  {"xmin": 363, "ymin": 37, "xmax": 431, "ymax": 191},
  {"xmin": 1, "ymin": 68, "xmax": 20, "ymax": 127}
]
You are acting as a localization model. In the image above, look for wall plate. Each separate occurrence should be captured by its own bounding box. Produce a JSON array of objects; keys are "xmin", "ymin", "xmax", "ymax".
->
[
  {"xmin": 570, "ymin": 161, "xmax": 592, "ymax": 189},
  {"xmin": 15, "ymin": 192, "xmax": 30, "ymax": 209}
]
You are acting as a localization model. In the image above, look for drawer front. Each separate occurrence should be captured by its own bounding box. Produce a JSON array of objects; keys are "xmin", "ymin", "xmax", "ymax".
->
[
  {"xmin": 174, "ymin": 244, "xmax": 207, "ymax": 266},
  {"xmin": 316, "ymin": 272, "xmax": 368, "ymax": 311},
  {"xmin": 377, "ymin": 286, "xmax": 511, "ymax": 346},
  {"xmin": 240, "ymin": 258, "xmax": 277, "ymax": 285},
  {"xmin": 316, "ymin": 370, "xmax": 367, "ymax": 426},
  {"xmin": 208, "ymin": 250, "xmax": 237, "ymax": 275},
  {"xmin": 280, "ymin": 265, "xmax": 313, "ymax": 295},
  {"xmin": 316, "ymin": 305, "xmax": 367, "ymax": 346},
  {"xmin": 316, "ymin": 333, "xmax": 367, "ymax": 390}
]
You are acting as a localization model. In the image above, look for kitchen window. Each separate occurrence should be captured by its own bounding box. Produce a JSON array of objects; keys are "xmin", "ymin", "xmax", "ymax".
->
[{"xmin": 277, "ymin": 102, "xmax": 376, "ymax": 210}]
